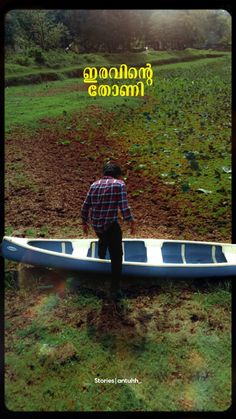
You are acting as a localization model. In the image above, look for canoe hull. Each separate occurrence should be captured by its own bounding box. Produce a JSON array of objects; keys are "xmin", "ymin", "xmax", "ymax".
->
[{"xmin": 2, "ymin": 237, "xmax": 236, "ymax": 278}]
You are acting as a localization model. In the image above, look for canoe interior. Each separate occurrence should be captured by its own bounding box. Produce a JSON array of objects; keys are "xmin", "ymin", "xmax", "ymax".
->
[
  {"xmin": 162, "ymin": 242, "xmax": 226, "ymax": 264},
  {"xmin": 87, "ymin": 240, "xmax": 147, "ymax": 262},
  {"xmin": 28, "ymin": 240, "xmax": 73, "ymax": 254},
  {"xmin": 28, "ymin": 240, "xmax": 227, "ymax": 264}
]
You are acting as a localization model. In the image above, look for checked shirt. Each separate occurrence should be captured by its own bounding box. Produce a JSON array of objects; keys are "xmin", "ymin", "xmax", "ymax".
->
[{"xmin": 81, "ymin": 176, "xmax": 133, "ymax": 233}]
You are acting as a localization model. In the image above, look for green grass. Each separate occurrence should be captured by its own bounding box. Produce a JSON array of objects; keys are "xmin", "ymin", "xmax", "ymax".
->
[
  {"xmin": 5, "ymin": 77, "xmax": 138, "ymax": 132},
  {"xmin": 5, "ymin": 278, "xmax": 231, "ymax": 411},
  {"xmin": 5, "ymin": 49, "xmax": 228, "ymax": 86}
]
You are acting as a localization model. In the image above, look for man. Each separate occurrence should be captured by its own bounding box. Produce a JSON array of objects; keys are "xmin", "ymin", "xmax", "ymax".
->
[{"xmin": 81, "ymin": 162, "xmax": 135, "ymax": 300}]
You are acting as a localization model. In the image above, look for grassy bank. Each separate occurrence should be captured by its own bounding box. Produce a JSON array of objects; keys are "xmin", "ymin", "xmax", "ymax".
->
[
  {"xmin": 5, "ymin": 49, "xmax": 228, "ymax": 86},
  {"xmin": 5, "ymin": 272, "xmax": 231, "ymax": 412}
]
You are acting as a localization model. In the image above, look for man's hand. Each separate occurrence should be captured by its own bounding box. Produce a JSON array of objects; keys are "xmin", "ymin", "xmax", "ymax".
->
[
  {"xmin": 82, "ymin": 223, "xmax": 89, "ymax": 236},
  {"xmin": 130, "ymin": 220, "xmax": 135, "ymax": 235}
]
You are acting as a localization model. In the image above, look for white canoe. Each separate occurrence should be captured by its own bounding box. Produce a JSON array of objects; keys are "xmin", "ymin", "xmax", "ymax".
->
[{"xmin": 1, "ymin": 236, "xmax": 236, "ymax": 278}]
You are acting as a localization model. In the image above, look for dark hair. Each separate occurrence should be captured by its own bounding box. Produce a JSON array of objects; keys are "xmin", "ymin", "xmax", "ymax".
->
[{"xmin": 103, "ymin": 162, "xmax": 122, "ymax": 178}]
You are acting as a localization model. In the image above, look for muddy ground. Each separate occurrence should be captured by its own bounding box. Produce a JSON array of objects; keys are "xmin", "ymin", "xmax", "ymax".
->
[{"xmin": 5, "ymin": 105, "xmax": 227, "ymax": 242}]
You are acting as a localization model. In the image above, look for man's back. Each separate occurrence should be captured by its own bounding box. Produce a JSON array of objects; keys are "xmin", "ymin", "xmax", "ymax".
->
[{"xmin": 81, "ymin": 175, "xmax": 132, "ymax": 233}]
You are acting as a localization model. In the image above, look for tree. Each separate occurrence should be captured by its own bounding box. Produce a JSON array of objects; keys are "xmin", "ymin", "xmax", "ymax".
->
[
  {"xmin": 4, "ymin": 9, "xmax": 232, "ymax": 54},
  {"xmin": 5, "ymin": 10, "xmax": 69, "ymax": 51},
  {"xmin": 5, "ymin": 12, "xmax": 17, "ymax": 49},
  {"xmin": 147, "ymin": 9, "xmax": 231, "ymax": 50},
  {"xmin": 28, "ymin": 10, "xmax": 68, "ymax": 50}
]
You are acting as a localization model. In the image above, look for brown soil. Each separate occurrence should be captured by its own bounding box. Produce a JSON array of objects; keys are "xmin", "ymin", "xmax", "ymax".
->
[{"xmin": 4, "ymin": 105, "xmax": 224, "ymax": 241}]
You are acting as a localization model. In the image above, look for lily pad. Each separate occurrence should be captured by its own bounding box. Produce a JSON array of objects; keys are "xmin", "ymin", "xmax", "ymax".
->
[
  {"xmin": 184, "ymin": 151, "xmax": 196, "ymax": 160},
  {"xmin": 196, "ymin": 188, "xmax": 212, "ymax": 194},
  {"xmin": 214, "ymin": 169, "xmax": 221, "ymax": 179},
  {"xmin": 161, "ymin": 173, "xmax": 168, "ymax": 178},
  {"xmin": 222, "ymin": 167, "xmax": 231, "ymax": 173},
  {"xmin": 131, "ymin": 189, "xmax": 144, "ymax": 197},
  {"xmin": 181, "ymin": 182, "xmax": 190, "ymax": 192},
  {"xmin": 137, "ymin": 164, "xmax": 147, "ymax": 170},
  {"xmin": 190, "ymin": 160, "xmax": 200, "ymax": 171}
]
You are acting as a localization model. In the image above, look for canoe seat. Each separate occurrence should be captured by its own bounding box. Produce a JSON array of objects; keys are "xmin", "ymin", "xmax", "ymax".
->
[
  {"xmin": 146, "ymin": 241, "xmax": 163, "ymax": 264},
  {"xmin": 87, "ymin": 241, "xmax": 147, "ymax": 262},
  {"xmin": 222, "ymin": 245, "xmax": 236, "ymax": 263},
  {"xmin": 72, "ymin": 241, "xmax": 91, "ymax": 258}
]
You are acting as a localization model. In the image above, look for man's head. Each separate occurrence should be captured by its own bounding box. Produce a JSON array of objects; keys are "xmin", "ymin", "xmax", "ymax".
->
[{"xmin": 103, "ymin": 162, "xmax": 122, "ymax": 179}]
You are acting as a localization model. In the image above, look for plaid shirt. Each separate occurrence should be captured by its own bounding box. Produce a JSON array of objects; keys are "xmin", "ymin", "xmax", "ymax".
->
[{"xmin": 81, "ymin": 176, "xmax": 133, "ymax": 233}]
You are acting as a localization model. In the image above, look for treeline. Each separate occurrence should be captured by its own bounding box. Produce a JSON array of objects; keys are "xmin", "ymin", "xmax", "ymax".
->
[{"xmin": 5, "ymin": 9, "xmax": 231, "ymax": 55}]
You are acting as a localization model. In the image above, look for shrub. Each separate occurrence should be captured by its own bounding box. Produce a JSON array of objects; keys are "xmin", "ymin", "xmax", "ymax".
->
[
  {"xmin": 27, "ymin": 47, "xmax": 45, "ymax": 65},
  {"xmin": 15, "ymin": 55, "xmax": 30, "ymax": 66}
]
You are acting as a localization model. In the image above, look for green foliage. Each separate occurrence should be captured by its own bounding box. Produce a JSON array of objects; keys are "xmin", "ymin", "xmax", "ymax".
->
[
  {"xmin": 5, "ymin": 226, "xmax": 14, "ymax": 236},
  {"xmin": 25, "ymin": 228, "xmax": 37, "ymax": 237},
  {"xmin": 5, "ymin": 10, "xmax": 231, "ymax": 54},
  {"xmin": 14, "ymin": 54, "xmax": 31, "ymax": 66},
  {"xmin": 58, "ymin": 139, "xmax": 71, "ymax": 145},
  {"xmin": 5, "ymin": 10, "xmax": 69, "ymax": 52},
  {"xmin": 28, "ymin": 47, "xmax": 45, "ymax": 65},
  {"xmin": 149, "ymin": 10, "xmax": 231, "ymax": 50},
  {"xmin": 5, "ymin": 49, "xmax": 229, "ymax": 87},
  {"xmin": 107, "ymin": 55, "xmax": 231, "ymax": 236}
]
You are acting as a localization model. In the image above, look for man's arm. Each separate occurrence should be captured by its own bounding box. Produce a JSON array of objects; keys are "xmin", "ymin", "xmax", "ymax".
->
[
  {"xmin": 129, "ymin": 219, "xmax": 135, "ymax": 235},
  {"xmin": 118, "ymin": 183, "xmax": 135, "ymax": 234}
]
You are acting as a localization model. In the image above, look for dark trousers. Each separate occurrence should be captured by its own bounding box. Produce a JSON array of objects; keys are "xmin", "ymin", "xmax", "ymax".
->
[{"xmin": 96, "ymin": 222, "xmax": 123, "ymax": 293}]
